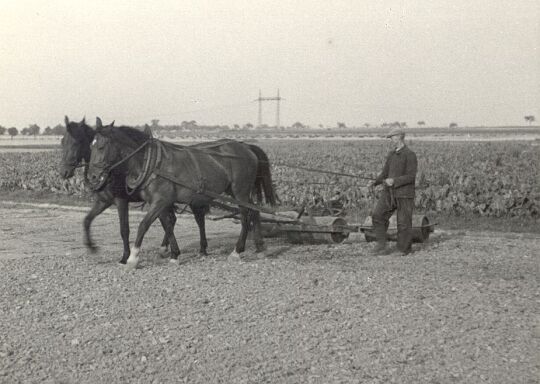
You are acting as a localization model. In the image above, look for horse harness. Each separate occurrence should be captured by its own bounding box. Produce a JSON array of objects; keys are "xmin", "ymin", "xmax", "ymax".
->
[
  {"xmin": 117, "ymin": 138, "xmax": 241, "ymax": 196},
  {"xmin": 94, "ymin": 137, "xmax": 285, "ymax": 216}
]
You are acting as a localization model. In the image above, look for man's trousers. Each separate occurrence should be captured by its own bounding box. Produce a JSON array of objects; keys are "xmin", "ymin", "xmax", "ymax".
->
[{"xmin": 372, "ymin": 189, "xmax": 415, "ymax": 252}]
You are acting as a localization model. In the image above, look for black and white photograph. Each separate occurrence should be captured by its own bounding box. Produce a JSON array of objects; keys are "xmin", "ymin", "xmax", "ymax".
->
[{"xmin": 0, "ymin": 1, "xmax": 538, "ymax": 383}]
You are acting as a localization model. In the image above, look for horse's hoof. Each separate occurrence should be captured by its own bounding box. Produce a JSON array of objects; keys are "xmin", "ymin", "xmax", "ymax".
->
[
  {"xmin": 256, "ymin": 250, "xmax": 268, "ymax": 259},
  {"xmin": 255, "ymin": 245, "xmax": 267, "ymax": 254},
  {"xmin": 169, "ymin": 258, "xmax": 179, "ymax": 264},
  {"xmin": 228, "ymin": 250, "xmax": 242, "ymax": 262},
  {"xmin": 86, "ymin": 244, "xmax": 99, "ymax": 254},
  {"xmin": 125, "ymin": 247, "xmax": 140, "ymax": 271},
  {"xmin": 125, "ymin": 260, "xmax": 138, "ymax": 271},
  {"xmin": 118, "ymin": 259, "xmax": 127, "ymax": 265},
  {"xmin": 158, "ymin": 246, "xmax": 169, "ymax": 257}
]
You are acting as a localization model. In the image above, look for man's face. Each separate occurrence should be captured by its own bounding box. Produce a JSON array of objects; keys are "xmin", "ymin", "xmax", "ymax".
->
[{"xmin": 390, "ymin": 135, "xmax": 402, "ymax": 148}]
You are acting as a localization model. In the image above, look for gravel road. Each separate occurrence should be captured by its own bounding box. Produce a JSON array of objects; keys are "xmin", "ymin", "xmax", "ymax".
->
[{"xmin": 0, "ymin": 202, "xmax": 538, "ymax": 383}]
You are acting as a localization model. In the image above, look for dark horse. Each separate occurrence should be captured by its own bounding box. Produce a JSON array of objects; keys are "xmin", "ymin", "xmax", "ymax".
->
[
  {"xmin": 87, "ymin": 119, "xmax": 277, "ymax": 270},
  {"xmin": 59, "ymin": 116, "xmax": 180, "ymax": 264}
]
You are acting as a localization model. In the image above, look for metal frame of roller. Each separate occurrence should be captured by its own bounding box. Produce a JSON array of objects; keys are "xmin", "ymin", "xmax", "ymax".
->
[
  {"xmin": 359, "ymin": 214, "xmax": 436, "ymax": 243},
  {"xmin": 251, "ymin": 211, "xmax": 356, "ymax": 244}
]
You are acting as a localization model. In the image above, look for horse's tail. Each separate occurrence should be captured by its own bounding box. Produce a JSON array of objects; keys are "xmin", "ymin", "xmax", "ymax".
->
[{"xmin": 248, "ymin": 144, "xmax": 279, "ymax": 206}]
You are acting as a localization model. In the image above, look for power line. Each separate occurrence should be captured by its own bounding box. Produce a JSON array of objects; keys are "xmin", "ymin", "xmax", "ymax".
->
[{"xmin": 254, "ymin": 89, "xmax": 283, "ymax": 128}]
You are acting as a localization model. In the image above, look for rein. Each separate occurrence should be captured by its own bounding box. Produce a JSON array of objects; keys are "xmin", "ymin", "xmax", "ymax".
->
[
  {"xmin": 106, "ymin": 139, "xmax": 153, "ymax": 173},
  {"xmin": 273, "ymin": 162, "xmax": 376, "ymax": 181},
  {"xmin": 90, "ymin": 139, "xmax": 153, "ymax": 191}
]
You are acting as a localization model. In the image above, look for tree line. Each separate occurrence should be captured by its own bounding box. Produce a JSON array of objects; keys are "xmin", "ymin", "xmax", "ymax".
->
[
  {"xmin": 0, "ymin": 123, "xmax": 67, "ymax": 139},
  {"xmin": 0, "ymin": 115, "xmax": 536, "ymax": 139}
]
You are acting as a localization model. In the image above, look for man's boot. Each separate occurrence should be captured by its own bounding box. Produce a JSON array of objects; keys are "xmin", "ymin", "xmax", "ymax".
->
[{"xmin": 371, "ymin": 242, "xmax": 388, "ymax": 255}]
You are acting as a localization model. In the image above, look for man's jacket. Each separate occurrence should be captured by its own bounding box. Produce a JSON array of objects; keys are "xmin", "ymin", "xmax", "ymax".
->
[{"xmin": 374, "ymin": 145, "xmax": 417, "ymax": 198}]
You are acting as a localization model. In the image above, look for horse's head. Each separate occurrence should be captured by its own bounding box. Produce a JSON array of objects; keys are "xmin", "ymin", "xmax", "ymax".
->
[
  {"xmin": 87, "ymin": 117, "xmax": 119, "ymax": 190},
  {"xmin": 59, "ymin": 116, "xmax": 95, "ymax": 179}
]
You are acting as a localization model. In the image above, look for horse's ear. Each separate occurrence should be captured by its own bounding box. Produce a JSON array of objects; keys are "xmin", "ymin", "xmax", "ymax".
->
[
  {"xmin": 65, "ymin": 116, "xmax": 74, "ymax": 134},
  {"xmin": 111, "ymin": 120, "xmax": 115, "ymax": 127},
  {"xmin": 96, "ymin": 117, "xmax": 103, "ymax": 128},
  {"xmin": 81, "ymin": 116, "xmax": 86, "ymax": 125}
]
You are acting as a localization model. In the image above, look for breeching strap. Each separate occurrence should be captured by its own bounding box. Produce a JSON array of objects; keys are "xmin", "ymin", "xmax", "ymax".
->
[{"xmin": 152, "ymin": 169, "xmax": 281, "ymax": 216}]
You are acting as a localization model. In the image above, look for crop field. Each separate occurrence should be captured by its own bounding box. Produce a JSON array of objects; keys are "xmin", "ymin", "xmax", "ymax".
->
[{"xmin": 1, "ymin": 139, "xmax": 538, "ymax": 219}]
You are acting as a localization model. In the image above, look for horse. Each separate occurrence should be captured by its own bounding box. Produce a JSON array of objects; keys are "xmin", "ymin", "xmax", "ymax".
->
[
  {"xmin": 59, "ymin": 116, "xmax": 179, "ymax": 264},
  {"xmin": 86, "ymin": 118, "xmax": 277, "ymax": 270},
  {"xmin": 59, "ymin": 117, "xmax": 276, "ymax": 261}
]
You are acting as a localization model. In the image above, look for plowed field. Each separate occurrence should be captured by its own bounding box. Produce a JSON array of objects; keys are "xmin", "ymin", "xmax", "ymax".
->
[{"xmin": 0, "ymin": 202, "xmax": 538, "ymax": 383}]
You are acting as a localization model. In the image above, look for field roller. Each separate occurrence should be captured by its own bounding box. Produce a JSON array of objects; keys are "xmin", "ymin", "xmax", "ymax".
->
[
  {"xmin": 258, "ymin": 211, "xmax": 355, "ymax": 244},
  {"xmin": 209, "ymin": 200, "xmax": 356, "ymax": 245},
  {"xmin": 359, "ymin": 214, "xmax": 435, "ymax": 243}
]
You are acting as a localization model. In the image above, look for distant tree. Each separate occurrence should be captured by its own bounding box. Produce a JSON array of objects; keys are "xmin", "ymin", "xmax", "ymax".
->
[
  {"xmin": 318, "ymin": 124, "xmax": 324, "ymax": 129},
  {"xmin": 43, "ymin": 126, "xmax": 53, "ymax": 135},
  {"xmin": 337, "ymin": 122, "xmax": 347, "ymax": 129},
  {"xmin": 52, "ymin": 124, "xmax": 66, "ymax": 135},
  {"xmin": 0, "ymin": 125, "xmax": 6, "ymax": 135},
  {"xmin": 28, "ymin": 124, "xmax": 40, "ymax": 136},
  {"xmin": 363, "ymin": 123, "xmax": 370, "ymax": 128},
  {"xmin": 400, "ymin": 122, "xmax": 407, "ymax": 128},
  {"xmin": 8, "ymin": 127, "xmax": 18, "ymax": 139},
  {"xmin": 179, "ymin": 120, "xmax": 199, "ymax": 131},
  {"xmin": 150, "ymin": 119, "xmax": 160, "ymax": 129},
  {"xmin": 292, "ymin": 122, "xmax": 305, "ymax": 130},
  {"xmin": 243, "ymin": 123, "xmax": 254, "ymax": 130},
  {"xmin": 417, "ymin": 121, "xmax": 425, "ymax": 127},
  {"xmin": 233, "ymin": 124, "xmax": 240, "ymax": 130},
  {"xmin": 391, "ymin": 121, "xmax": 401, "ymax": 128},
  {"xmin": 449, "ymin": 122, "xmax": 458, "ymax": 129},
  {"xmin": 21, "ymin": 127, "xmax": 30, "ymax": 135},
  {"xmin": 524, "ymin": 115, "xmax": 535, "ymax": 125}
]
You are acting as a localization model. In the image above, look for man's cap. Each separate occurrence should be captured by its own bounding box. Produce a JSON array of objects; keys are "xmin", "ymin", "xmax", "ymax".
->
[{"xmin": 386, "ymin": 127, "xmax": 405, "ymax": 138}]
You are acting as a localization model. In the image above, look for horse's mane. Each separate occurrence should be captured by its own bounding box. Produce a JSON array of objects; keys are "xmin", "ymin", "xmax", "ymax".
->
[
  {"xmin": 109, "ymin": 126, "xmax": 151, "ymax": 148},
  {"xmin": 67, "ymin": 121, "xmax": 95, "ymax": 142}
]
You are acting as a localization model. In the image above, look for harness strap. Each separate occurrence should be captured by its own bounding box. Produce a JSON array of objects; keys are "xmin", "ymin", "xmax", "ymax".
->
[
  {"xmin": 206, "ymin": 153, "xmax": 230, "ymax": 177},
  {"xmin": 160, "ymin": 140, "xmax": 241, "ymax": 159},
  {"xmin": 125, "ymin": 140, "xmax": 153, "ymax": 195},
  {"xmin": 106, "ymin": 139, "xmax": 151, "ymax": 173},
  {"xmin": 90, "ymin": 139, "xmax": 151, "ymax": 192},
  {"xmin": 187, "ymin": 149, "xmax": 203, "ymax": 188},
  {"xmin": 152, "ymin": 169, "xmax": 278, "ymax": 216}
]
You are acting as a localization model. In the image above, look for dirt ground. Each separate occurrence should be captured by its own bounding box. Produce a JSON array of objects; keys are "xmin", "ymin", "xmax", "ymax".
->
[{"xmin": 0, "ymin": 201, "xmax": 539, "ymax": 383}]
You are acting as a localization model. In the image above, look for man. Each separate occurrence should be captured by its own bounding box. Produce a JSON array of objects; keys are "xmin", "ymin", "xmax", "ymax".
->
[{"xmin": 368, "ymin": 127, "xmax": 418, "ymax": 255}]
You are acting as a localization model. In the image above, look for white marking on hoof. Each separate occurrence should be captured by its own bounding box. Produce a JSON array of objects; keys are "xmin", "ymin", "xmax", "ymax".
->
[
  {"xmin": 125, "ymin": 247, "xmax": 140, "ymax": 271},
  {"xmin": 158, "ymin": 246, "xmax": 169, "ymax": 256},
  {"xmin": 228, "ymin": 250, "xmax": 241, "ymax": 262},
  {"xmin": 255, "ymin": 244, "xmax": 267, "ymax": 253},
  {"xmin": 169, "ymin": 258, "xmax": 179, "ymax": 264}
]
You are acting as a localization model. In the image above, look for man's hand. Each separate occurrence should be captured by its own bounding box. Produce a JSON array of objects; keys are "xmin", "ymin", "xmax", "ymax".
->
[{"xmin": 384, "ymin": 178, "xmax": 394, "ymax": 186}]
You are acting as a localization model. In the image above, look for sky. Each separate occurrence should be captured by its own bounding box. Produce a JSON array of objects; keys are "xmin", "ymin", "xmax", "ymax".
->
[{"xmin": 0, "ymin": 0, "xmax": 538, "ymax": 129}]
